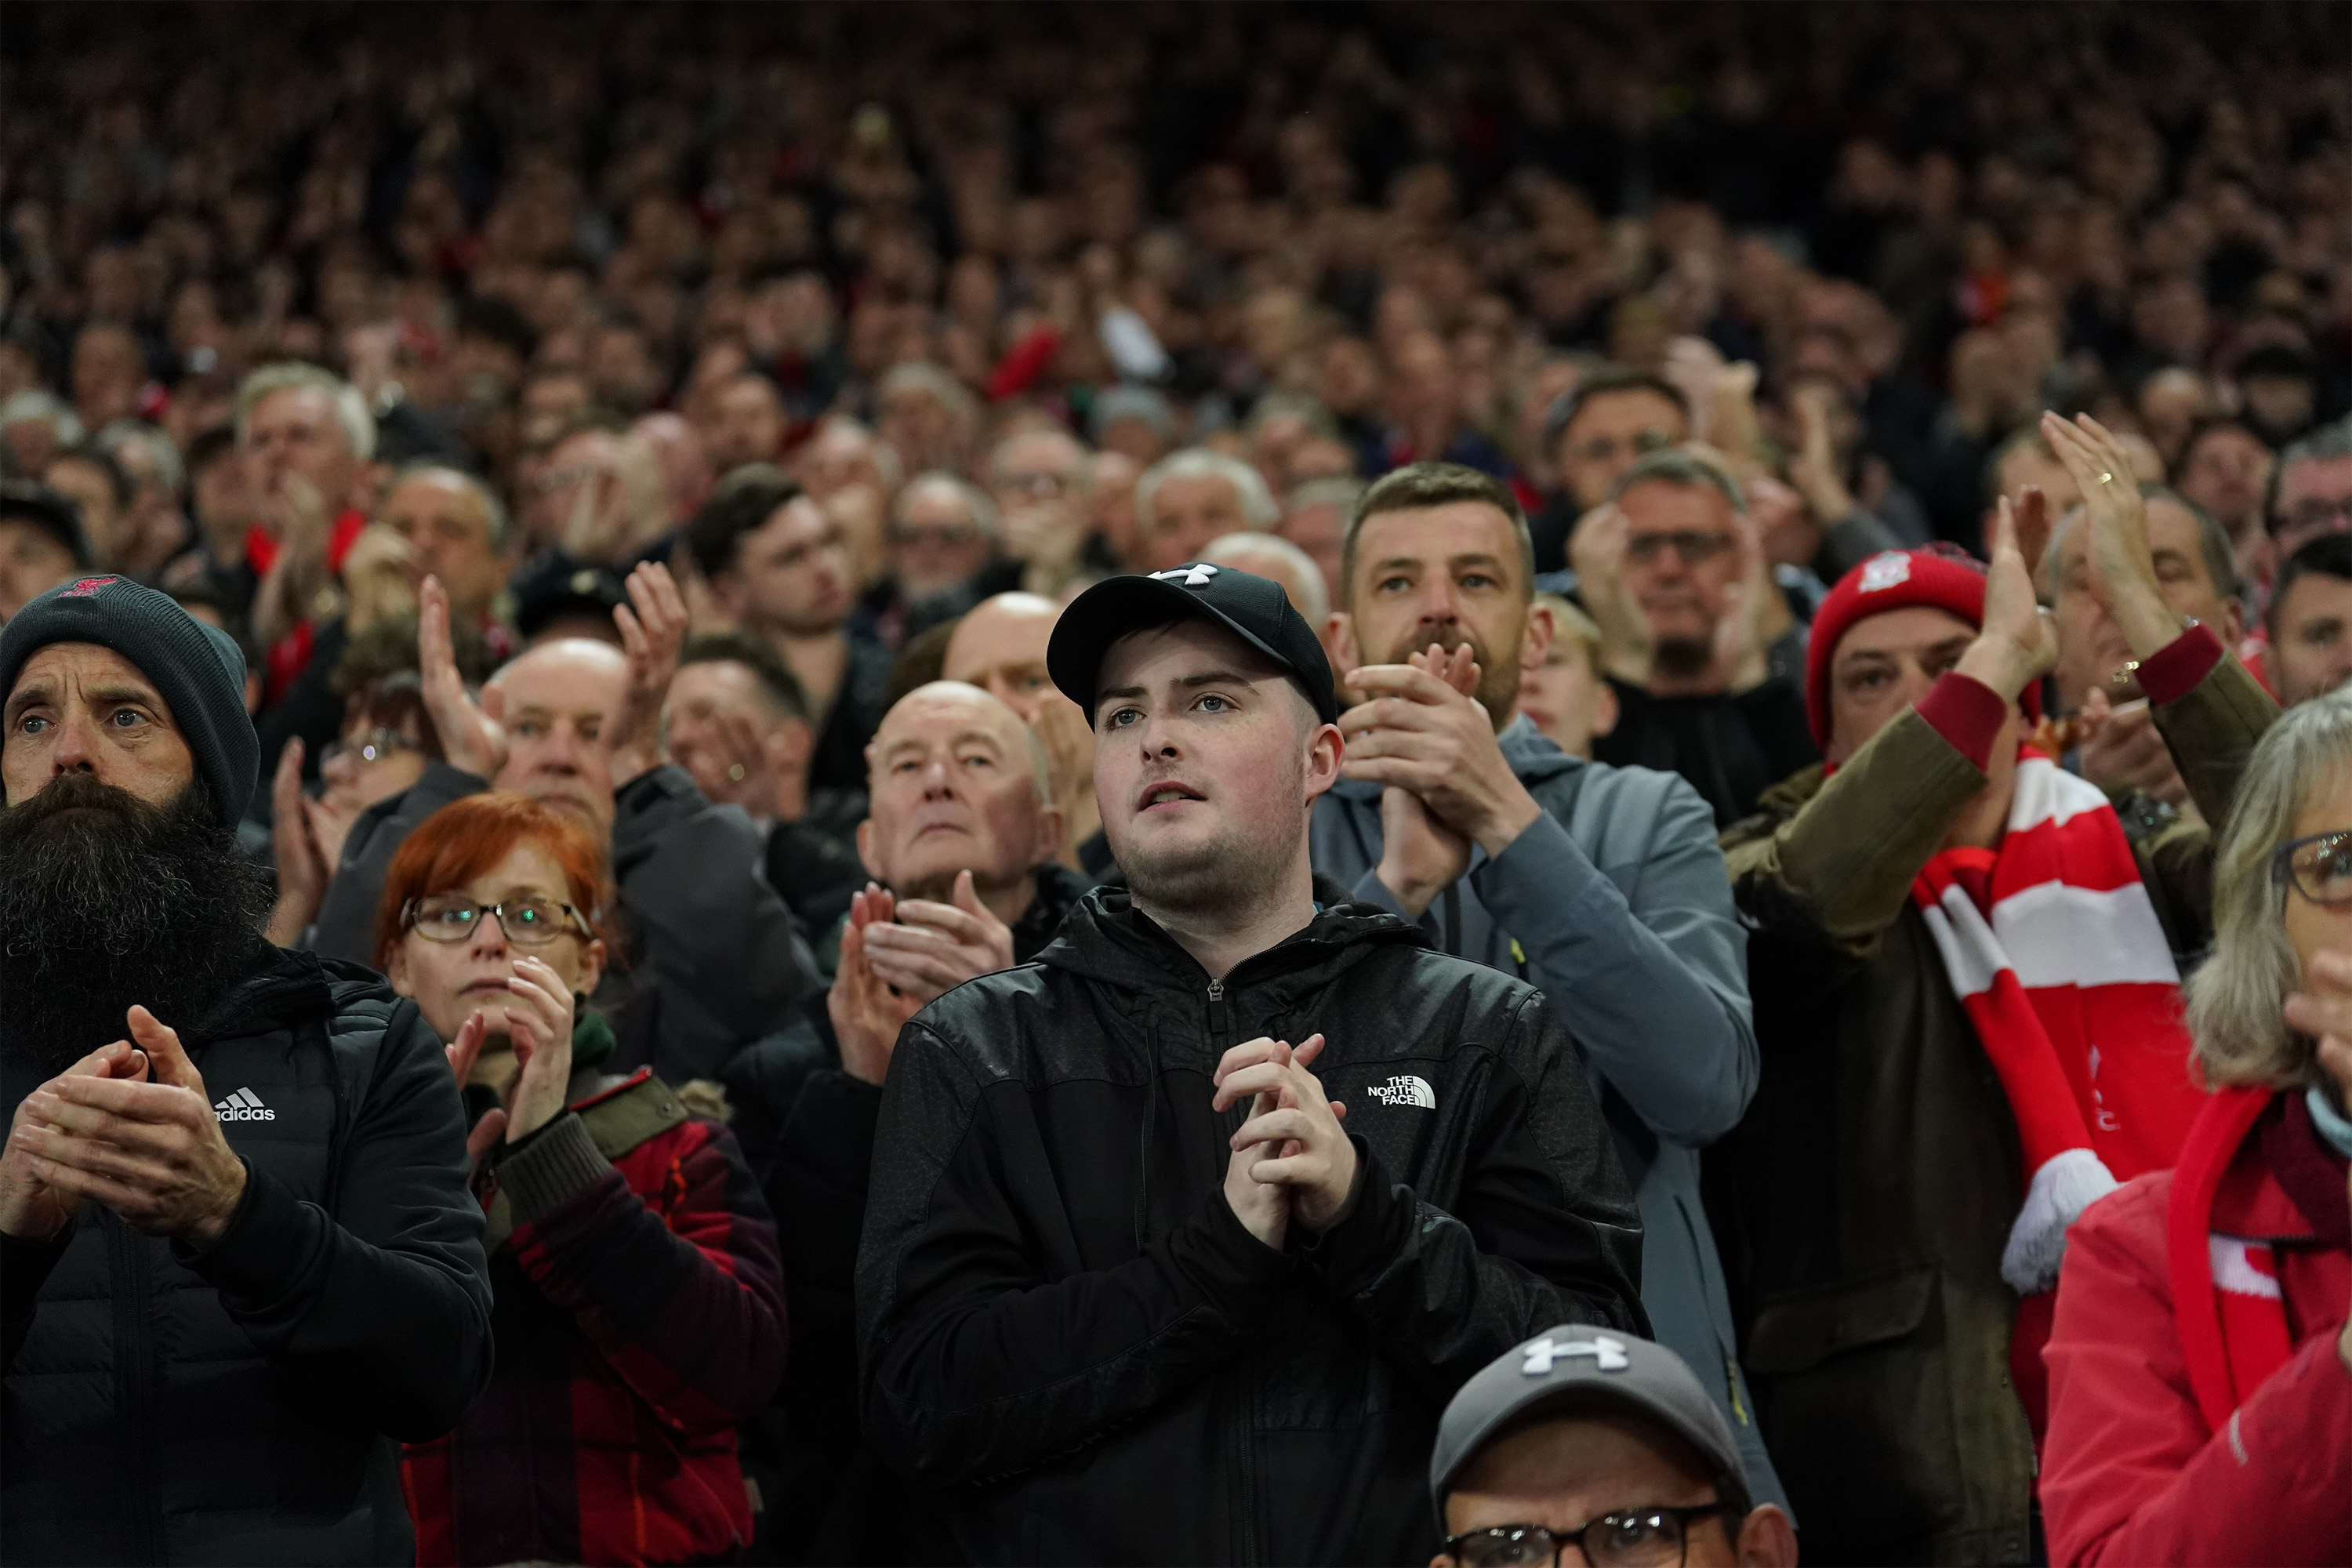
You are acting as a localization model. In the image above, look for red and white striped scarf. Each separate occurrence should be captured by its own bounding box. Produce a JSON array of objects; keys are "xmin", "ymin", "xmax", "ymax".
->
[{"xmin": 1911, "ymin": 750, "xmax": 2207, "ymax": 1295}]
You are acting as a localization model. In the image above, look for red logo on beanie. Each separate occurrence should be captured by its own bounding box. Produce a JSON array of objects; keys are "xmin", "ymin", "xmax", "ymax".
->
[{"xmin": 60, "ymin": 576, "xmax": 118, "ymax": 598}]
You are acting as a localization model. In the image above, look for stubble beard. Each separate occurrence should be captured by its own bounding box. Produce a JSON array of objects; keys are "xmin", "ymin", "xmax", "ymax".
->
[
  {"xmin": 1118, "ymin": 760, "xmax": 1309, "ymax": 928},
  {"xmin": 0, "ymin": 774, "xmax": 273, "ymax": 1074}
]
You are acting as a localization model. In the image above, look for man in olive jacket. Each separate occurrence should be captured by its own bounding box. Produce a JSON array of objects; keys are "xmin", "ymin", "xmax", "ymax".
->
[
  {"xmin": 857, "ymin": 564, "xmax": 1642, "ymax": 1566},
  {"xmin": 0, "ymin": 576, "xmax": 491, "ymax": 1566},
  {"xmin": 1709, "ymin": 424, "xmax": 2278, "ymax": 1566}
]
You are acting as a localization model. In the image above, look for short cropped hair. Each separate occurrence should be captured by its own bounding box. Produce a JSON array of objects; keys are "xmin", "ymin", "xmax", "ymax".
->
[
  {"xmin": 2268, "ymin": 534, "xmax": 2352, "ymax": 638},
  {"xmin": 679, "ymin": 632, "xmax": 811, "ymax": 722},
  {"xmin": 390, "ymin": 461, "xmax": 514, "ymax": 553},
  {"xmin": 1343, "ymin": 461, "xmax": 1534, "ymax": 606},
  {"xmin": 234, "ymin": 362, "xmax": 376, "ymax": 461},
  {"xmin": 1541, "ymin": 367, "xmax": 1690, "ymax": 458},
  {"xmin": 2267, "ymin": 416, "xmax": 2352, "ymax": 534},
  {"xmin": 686, "ymin": 466, "xmax": 803, "ymax": 579},
  {"xmin": 1610, "ymin": 448, "xmax": 1749, "ymax": 517}
]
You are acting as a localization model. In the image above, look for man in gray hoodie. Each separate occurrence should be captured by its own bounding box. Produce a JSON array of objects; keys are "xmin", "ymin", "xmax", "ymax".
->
[{"xmin": 1313, "ymin": 460, "xmax": 1785, "ymax": 1511}]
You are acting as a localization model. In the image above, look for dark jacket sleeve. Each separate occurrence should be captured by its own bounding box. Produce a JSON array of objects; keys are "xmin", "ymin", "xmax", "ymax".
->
[
  {"xmin": 308, "ymin": 763, "xmax": 488, "ymax": 965},
  {"xmin": 2, "ymin": 1229, "xmax": 74, "ymax": 1370},
  {"xmin": 500, "ymin": 1111, "xmax": 787, "ymax": 1428},
  {"xmin": 612, "ymin": 765, "xmax": 815, "ymax": 1080},
  {"xmin": 1296, "ymin": 989, "xmax": 1647, "ymax": 1407},
  {"xmin": 856, "ymin": 1024, "xmax": 1296, "ymax": 1491},
  {"xmin": 178, "ymin": 999, "xmax": 492, "ymax": 1442}
]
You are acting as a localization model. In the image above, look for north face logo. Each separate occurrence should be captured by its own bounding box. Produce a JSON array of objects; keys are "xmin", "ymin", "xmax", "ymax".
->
[
  {"xmin": 1366, "ymin": 1073, "xmax": 1436, "ymax": 1109},
  {"xmin": 212, "ymin": 1087, "xmax": 275, "ymax": 1122},
  {"xmin": 60, "ymin": 575, "xmax": 119, "ymax": 599}
]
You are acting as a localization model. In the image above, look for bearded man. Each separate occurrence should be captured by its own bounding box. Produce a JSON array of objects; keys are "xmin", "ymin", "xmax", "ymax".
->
[
  {"xmin": 1314, "ymin": 460, "xmax": 1785, "ymax": 1512},
  {"xmin": 0, "ymin": 575, "xmax": 492, "ymax": 1566}
]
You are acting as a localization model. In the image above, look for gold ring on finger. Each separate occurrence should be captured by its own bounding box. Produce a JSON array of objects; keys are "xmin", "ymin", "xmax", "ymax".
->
[
  {"xmin": 2099, "ymin": 471, "xmax": 2115, "ymax": 485},
  {"xmin": 728, "ymin": 764, "xmax": 746, "ymax": 782}
]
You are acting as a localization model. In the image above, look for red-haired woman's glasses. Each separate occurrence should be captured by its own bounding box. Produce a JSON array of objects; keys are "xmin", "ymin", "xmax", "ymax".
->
[{"xmin": 401, "ymin": 896, "xmax": 583, "ymax": 946}]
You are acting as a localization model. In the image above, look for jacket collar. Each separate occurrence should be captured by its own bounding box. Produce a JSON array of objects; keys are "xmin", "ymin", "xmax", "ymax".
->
[
  {"xmin": 1033, "ymin": 875, "xmax": 1427, "ymax": 1002},
  {"xmin": 184, "ymin": 942, "xmax": 338, "ymax": 1048}
]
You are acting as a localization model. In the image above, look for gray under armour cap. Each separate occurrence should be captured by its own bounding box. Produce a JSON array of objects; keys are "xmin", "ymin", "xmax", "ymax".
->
[{"xmin": 1429, "ymin": 1327, "xmax": 1745, "ymax": 1521}]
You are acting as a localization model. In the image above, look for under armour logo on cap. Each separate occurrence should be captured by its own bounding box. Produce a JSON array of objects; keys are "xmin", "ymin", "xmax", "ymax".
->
[
  {"xmin": 1150, "ymin": 563, "xmax": 1219, "ymax": 588},
  {"xmin": 60, "ymin": 576, "xmax": 119, "ymax": 598},
  {"xmin": 1858, "ymin": 553, "xmax": 1911, "ymax": 593},
  {"xmin": 1522, "ymin": 1333, "xmax": 1631, "ymax": 1376}
]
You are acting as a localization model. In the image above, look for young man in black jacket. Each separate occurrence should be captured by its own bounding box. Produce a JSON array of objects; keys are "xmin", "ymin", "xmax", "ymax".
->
[
  {"xmin": 855, "ymin": 561, "xmax": 1645, "ymax": 1566},
  {"xmin": 0, "ymin": 575, "xmax": 492, "ymax": 1566}
]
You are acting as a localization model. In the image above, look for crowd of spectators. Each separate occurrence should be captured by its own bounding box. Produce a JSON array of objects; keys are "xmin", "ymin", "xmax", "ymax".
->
[{"xmin": 2, "ymin": 2, "xmax": 2350, "ymax": 1566}]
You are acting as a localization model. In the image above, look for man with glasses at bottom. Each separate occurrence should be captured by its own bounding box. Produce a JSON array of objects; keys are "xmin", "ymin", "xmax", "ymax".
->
[{"xmin": 1430, "ymin": 1328, "xmax": 1797, "ymax": 1568}]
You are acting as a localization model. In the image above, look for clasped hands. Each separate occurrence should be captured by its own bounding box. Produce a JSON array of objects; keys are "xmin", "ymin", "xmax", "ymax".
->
[
  {"xmin": 1, "ymin": 1008, "xmax": 248, "ymax": 1248},
  {"xmin": 1212, "ymin": 1034, "xmax": 1356, "ymax": 1252},
  {"xmin": 1341, "ymin": 643, "xmax": 1541, "ymax": 918},
  {"xmin": 830, "ymin": 872, "xmax": 1016, "ymax": 1087}
]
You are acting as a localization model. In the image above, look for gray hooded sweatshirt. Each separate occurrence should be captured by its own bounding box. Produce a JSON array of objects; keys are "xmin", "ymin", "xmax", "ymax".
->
[{"xmin": 1311, "ymin": 715, "xmax": 1786, "ymax": 1510}]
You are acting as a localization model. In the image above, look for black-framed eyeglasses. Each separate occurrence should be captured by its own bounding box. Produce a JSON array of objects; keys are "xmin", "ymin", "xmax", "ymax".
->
[
  {"xmin": 1445, "ymin": 1505, "xmax": 1739, "ymax": 1568},
  {"xmin": 1624, "ymin": 531, "xmax": 1733, "ymax": 568},
  {"xmin": 322, "ymin": 728, "xmax": 423, "ymax": 768},
  {"xmin": 2272, "ymin": 828, "xmax": 2352, "ymax": 909},
  {"xmin": 400, "ymin": 896, "xmax": 586, "ymax": 947}
]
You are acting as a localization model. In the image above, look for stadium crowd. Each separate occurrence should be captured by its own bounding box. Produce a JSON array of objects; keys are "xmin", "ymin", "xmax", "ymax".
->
[{"xmin": 2, "ymin": 2, "xmax": 2350, "ymax": 1565}]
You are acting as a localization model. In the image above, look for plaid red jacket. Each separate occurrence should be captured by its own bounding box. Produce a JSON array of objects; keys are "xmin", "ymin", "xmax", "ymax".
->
[{"xmin": 402, "ymin": 1071, "xmax": 786, "ymax": 1566}]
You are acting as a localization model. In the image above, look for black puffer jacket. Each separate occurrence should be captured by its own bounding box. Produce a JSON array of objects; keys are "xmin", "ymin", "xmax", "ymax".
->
[
  {"xmin": 855, "ymin": 884, "xmax": 1644, "ymax": 1566},
  {"xmin": 1, "ymin": 946, "xmax": 493, "ymax": 1566}
]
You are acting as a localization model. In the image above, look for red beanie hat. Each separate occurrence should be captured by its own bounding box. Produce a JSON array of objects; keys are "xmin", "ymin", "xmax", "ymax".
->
[{"xmin": 1805, "ymin": 543, "xmax": 2042, "ymax": 748}]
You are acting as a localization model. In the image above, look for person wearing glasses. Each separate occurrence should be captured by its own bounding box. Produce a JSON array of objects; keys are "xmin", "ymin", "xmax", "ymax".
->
[
  {"xmin": 376, "ymin": 789, "xmax": 786, "ymax": 1568},
  {"xmin": 1526, "ymin": 368, "xmax": 1691, "ymax": 577},
  {"xmin": 1428, "ymin": 1327, "xmax": 1796, "ymax": 1568},
  {"xmin": 1575, "ymin": 449, "xmax": 1820, "ymax": 826},
  {"xmin": 1710, "ymin": 413, "xmax": 2280, "ymax": 1563},
  {"xmin": 2259, "ymin": 417, "xmax": 2352, "ymax": 604},
  {"xmin": 2039, "ymin": 689, "xmax": 2352, "ymax": 1566}
]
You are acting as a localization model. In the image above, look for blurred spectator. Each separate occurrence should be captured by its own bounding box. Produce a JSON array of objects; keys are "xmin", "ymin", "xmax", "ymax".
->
[
  {"xmin": 1091, "ymin": 384, "xmax": 1176, "ymax": 466},
  {"xmin": 1430, "ymin": 1328, "xmax": 1796, "ymax": 1568},
  {"xmin": 43, "ymin": 446, "xmax": 131, "ymax": 575},
  {"xmin": 1531, "ymin": 371, "xmax": 1690, "ymax": 574},
  {"xmin": 880, "ymin": 472, "xmax": 1004, "ymax": 635},
  {"xmin": 2237, "ymin": 343, "xmax": 2323, "ymax": 449},
  {"xmin": 1711, "ymin": 420, "xmax": 2278, "ymax": 1561},
  {"xmin": 701, "ymin": 372, "xmax": 789, "ymax": 474},
  {"xmin": 875, "ymin": 363, "xmax": 981, "ymax": 478},
  {"xmin": 1577, "ymin": 451, "xmax": 1817, "ymax": 826},
  {"xmin": 0, "ymin": 391, "xmax": 83, "ymax": 478},
  {"xmin": 2041, "ymin": 692, "xmax": 2352, "ymax": 1566},
  {"xmin": 941, "ymin": 589, "xmax": 1102, "ymax": 871},
  {"xmin": 632, "ymin": 411, "xmax": 715, "ymax": 530},
  {"xmin": 1319, "ymin": 461, "xmax": 1784, "ymax": 1510},
  {"xmin": 987, "ymin": 426, "xmax": 1095, "ymax": 594},
  {"xmin": 1133, "ymin": 448, "xmax": 1279, "ymax": 574},
  {"xmin": 1279, "ymin": 475, "xmax": 1360, "ymax": 605},
  {"xmin": 377, "ymin": 465, "xmax": 516, "ymax": 638},
  {"xmin": 2173, "ymin": 416, "xmax": 2278, "ymax": 592},
  {"xmin": 376, "ymin": 793, "xmax": 786, "ymax": 1568},
  {"xmin": 92, "ymin": 422, "xmax": 193, "ymax": 581},
  {"xmin": 1519, "ymin": 593, "xmax": 1620, "ymax": 759},
  {"xmin": 0, "ymin": 480, "xmax": 92, "ymax": 622},
  {"xmin": 2267, "ymin": 419, "xmax": 2352, "ymax": 568},
  {"xmin": 2265, "ymin": 535, "xmax": 2352, "ymax": 707},
  {"xmin": 686, "ymin": 470, "xmax": 892, "ymax": 795},
  {"xmin": 1200, "ymin": 530, "xmax": 1327, "ymax": 626}
]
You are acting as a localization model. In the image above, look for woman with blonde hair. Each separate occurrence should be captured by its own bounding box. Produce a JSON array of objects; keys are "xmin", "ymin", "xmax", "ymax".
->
[{"xmin": 2042, "ymin": 690, "xmax": 2352, "ymax": 1565}]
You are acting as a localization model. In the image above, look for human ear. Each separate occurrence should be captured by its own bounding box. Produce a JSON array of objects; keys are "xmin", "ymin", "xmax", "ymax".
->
[{"xmin": 1735, "ymin": 1504, "xmax": 1798, "ymax": 1567}]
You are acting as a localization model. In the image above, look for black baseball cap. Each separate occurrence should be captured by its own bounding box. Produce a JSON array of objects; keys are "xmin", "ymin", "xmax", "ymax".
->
[
  {"xmin": 511, "ymin": 556, "xmax": 627, "ymax": 641},
  {"xmin": 1047, "ymin": 562, "xmax": 1338, "ymax": 724},
  {"xmin": 1429, "ymin": 1327, "xmax": 1747, "ymax": 1523}
]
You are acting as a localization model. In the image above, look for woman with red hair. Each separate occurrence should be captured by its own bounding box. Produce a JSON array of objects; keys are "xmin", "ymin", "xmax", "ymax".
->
[{"xmin": 376, "ymin": 791, "xmax": 786, "ymax": 1566}]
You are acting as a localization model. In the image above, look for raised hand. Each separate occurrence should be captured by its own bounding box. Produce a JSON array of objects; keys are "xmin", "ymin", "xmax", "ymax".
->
[
  {"xmin": 339, "ymin": 521, "xmax": 419, "ymax": 633},
  {"xmin": 265, "ymin": 739, "xmax": 330, "ymax": 947},
  {"xmin": 9, "ymin": 1008, "xmax": 248, "ymax": 1246},
  {"xmin": 829, "ymin": 898, "xmax": 925, "ymax": 1087},
  {"xmin": 1708, "ymin": 503, "xmax": 1776, "ymax": 695},
  {"xmin": 1566, "ymin": 503, "xmax": 1652, "ymax": 684},
  {"xmin": 1340, "ymin": 647, "xmax": 1541, "ymax": 857},
  {"xmin": 605, "ymin": 561, "xmax": 688, "ymax": 789},
  {"xmin": 498, "ymin": 956, "xmax": 577, "ymax": 1143},
  {"xmin": 440, "ymin": 1012, "xmax": 509, "ymax": 1167},
  {"xmin": 2042, "ymin": 412, "xmax": 2180, "ymax": 657},
  {"xmin": 0, "ymin": 1040, "xmax": 151, "ymax": 1241},
  {"xmin": 2077, "ymin": 691, "xmax": 2189, "ymax": 806},
  {"xmin": 1955, "ymin": 492, "xmax": 2060, "ymax": 705},
  {"xmin": 419, "ymin": 575, "xmax": 506, "ymax": 780}
]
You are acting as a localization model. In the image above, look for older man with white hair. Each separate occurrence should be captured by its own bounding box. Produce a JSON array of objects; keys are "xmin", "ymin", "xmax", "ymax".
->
[
  {"xmin": 1133, "ymin": 448, "xmax": 1279, "ymax": 574},
  {"xmin": 884, "ymin": 472, "xmax": 1011, "ymax": 638}
]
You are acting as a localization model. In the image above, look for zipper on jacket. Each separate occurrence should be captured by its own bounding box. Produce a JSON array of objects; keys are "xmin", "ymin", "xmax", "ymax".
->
[
  {"xmin": 1205, "ymin": 977, "xmax": 1229, "ymax": 1044},
  {"xmin": 108, "ymin": 1220, "xmax": 165, "ymax": 1564}
]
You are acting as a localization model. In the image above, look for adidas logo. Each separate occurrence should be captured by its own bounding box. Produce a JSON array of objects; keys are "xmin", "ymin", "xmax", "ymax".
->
[
  {"xmin": 212, "ymin": 1087, "xmax": 275, "ymax": 1123},
  {"xmin": 1367, "ymin": 1073, "xmax": 1436, "ymax": 1109}
]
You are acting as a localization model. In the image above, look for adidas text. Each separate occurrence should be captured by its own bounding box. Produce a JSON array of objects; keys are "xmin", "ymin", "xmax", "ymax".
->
[{"xmin": 212, "ymin": 1088, "xmax": 275, "ymax": 1123}]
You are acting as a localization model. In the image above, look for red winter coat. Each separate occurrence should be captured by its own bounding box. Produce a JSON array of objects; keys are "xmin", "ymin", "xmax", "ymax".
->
[{"xmin": 2042, "ymin": 1087, "xmax": 2350, "ymax": 1566}]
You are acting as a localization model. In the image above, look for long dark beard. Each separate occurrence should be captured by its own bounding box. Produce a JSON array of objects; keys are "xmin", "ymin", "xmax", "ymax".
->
[{"xmin": 0, "ymin": 774, "xmax": 274, "ymax": 1074}]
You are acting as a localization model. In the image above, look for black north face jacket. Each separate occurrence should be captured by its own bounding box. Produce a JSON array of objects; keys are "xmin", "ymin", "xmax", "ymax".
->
[
  {"xmin": 855, "ymin": 884, "xmax": 1645, "ymax": 1566},
  {"xmin": 1, "ymin": 946, "xmax": 492, "ymax": 1566}
]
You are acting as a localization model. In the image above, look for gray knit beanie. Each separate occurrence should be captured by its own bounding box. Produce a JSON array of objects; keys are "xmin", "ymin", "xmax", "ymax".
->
[{"xmin": 0, "ymin": 574, "xmax": 258, "ymax": 825}]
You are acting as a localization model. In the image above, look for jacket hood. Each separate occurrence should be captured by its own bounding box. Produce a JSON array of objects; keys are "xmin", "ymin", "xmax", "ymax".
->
[
  {"xmin": 1327, "ymin": 713, "xmax": 1583, "ymax": 806},
  {"xmin": 1033, "ymin": 875, "xmax": 1428, "ymax": 1000}
]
